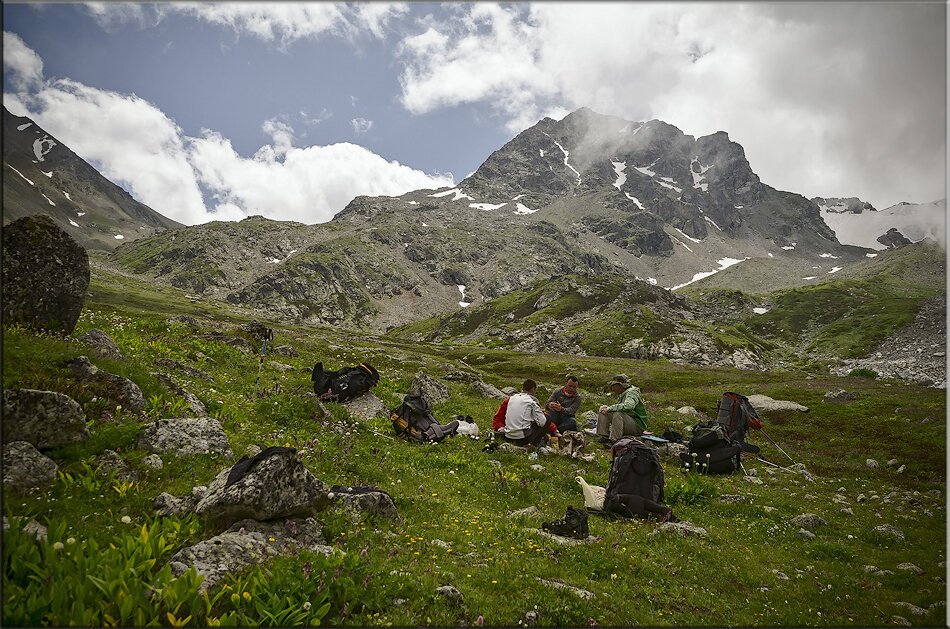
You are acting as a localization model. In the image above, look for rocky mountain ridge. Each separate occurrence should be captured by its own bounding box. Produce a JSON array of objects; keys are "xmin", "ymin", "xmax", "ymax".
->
[{"xmin": 1, "ymin": 106, "xmax": 182, "ymax": 251}]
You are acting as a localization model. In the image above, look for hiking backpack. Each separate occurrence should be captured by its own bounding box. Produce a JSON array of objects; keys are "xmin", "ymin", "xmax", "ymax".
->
[
  {"xmin": 679, "ymin": 420, "xmax": 742, "ymax": 474},
  {"xmin": 604, "ymin": 436, "xmax": 665, "ymax": 515},
  {"xmin": 390, "ymin": 395, "xmax": 454, "ymax": 443},
  {"xmin": 311, "ymin": 361, "xmax": 380, "ymax": 403},
  {"xmin": 715, "ymin": 392, "xmax": 762, "ymax": 453}
]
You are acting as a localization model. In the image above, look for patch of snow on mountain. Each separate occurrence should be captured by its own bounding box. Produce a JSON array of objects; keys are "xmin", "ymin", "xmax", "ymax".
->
[
  {"xmin": 819, "ymin": 253, "xmax": 839, "ymax": 259},
  {"xmin": 690, "ymin": 158, "xmax": 711, "ymax": 192},
  {"xmin": 458, "ymin": 285, "xmax": 471, "ymax": 308},
  {"xmin": 77, "ymin": 211, "xmax": 85, "ymax": 217},
  {"xmin": 69, "ymin": 219, "xmax": 79, "ymax": 227},
  {"xmin": 625, "ymin": 193, "xmax": 644, "ymax": 209},
  {"xmin": 269, "ymin": 258, "xmax": 281, "ymax": 264},
  {"xmin": 10, "ymin": 166, "xmax": 34, "ymax": 186},
  {"xmin": 514, "ymin": 203, "xmax": 537, "ymax": 215},
  {"xmin": 865, "ymin": 252, "xmax": 877, "ymax": 258},
  {"xmin": 33, "ymin": 136, "xmax": 56, "ymax": 162},
  {"xmin": 422, "ymin": 222, "xmax": 428, "ymax": 227},
  {"xmin": 42, "ymin": 194, "xmax": 55, "ymax": 206},
  {"xmin": 657, "ymin": 179, "xmax": 683, "ymax": 193},
  {"xmin": 511, "ymin": 194, "xmax": 524, "ymax": 201},
  {"xmin": 470, "ymin": 202, "xmax": 506, "ymax": 211},
  {"xmin": 611, "ymin": 161, "xmax": 627, "ymax": 190},
  {"xmin": 820, "ymin": 199, "xmax": 946, "ymax": 249},
  {"xmin": 406, "ymin": 200, "xmax": 419, "ymax": 205},
  {"xmin": 647, "ymin": 278, "xmax": 658, "ymax": 285},
  {"xmin": 670, "ymin": 257, "xmax": 749, "ymax": 291},
  {"xmin": 704, "ymin": 216, "xmax": 722, "ymax": 231},
  {"xmin": 828, "ymin": 266, "xmax": 842, "ymax": 274},
  {"xmin": 781, "ymin": 244, "xmax": 796, "ymax": 250},
  {"xmin": 42, "ymin": 171, "xmax": 53, "ymax": 178},
  {"xmin": 114, "ymin": 234, "xmax": 125, "ymax": 240},
  {"xmin": 674, "ymin": 227, "xmax": 701, "ymax": 244},
  {"xmin": 634, "ymin": 162, "xmax": 657, "ymax": 178},
  {"xmin": 17, "ymin": 122, "xmax": 33, "ymax": 131},
  {"xmin": 671, "ymin": 236, "xmax": 693, "ymax": 253},
  {"xmin": 63, "ymin": 191, "xmax": 72, "ymax": 200},
  {"xmin": 734, "ymin": 205, "xmax": 743, "ymax": 209},
  {"xmin": 429, "ymin": 188, "xmax": 475, "ymax": 202},
  {"xmin": 552, "ymin": 139, "xmax": 581, "ymax": 185},
  {"xmin": 802, "ymin": 276, "xmax": 817, "ymax": 280},
  {"xmin": 539, "ymin": 149, "xmax": 544, "ymax": 157}
]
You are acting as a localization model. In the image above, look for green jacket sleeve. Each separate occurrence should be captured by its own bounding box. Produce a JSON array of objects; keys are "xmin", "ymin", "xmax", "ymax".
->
[{"xmin": 607, "ymin": 386, "xmax": 642, "ymax": 415}]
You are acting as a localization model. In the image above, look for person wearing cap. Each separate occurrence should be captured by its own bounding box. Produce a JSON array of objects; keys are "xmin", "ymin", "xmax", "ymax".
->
[{"xmin": 596, "ymin": 374, "xmax": 647, "ymax": 445}]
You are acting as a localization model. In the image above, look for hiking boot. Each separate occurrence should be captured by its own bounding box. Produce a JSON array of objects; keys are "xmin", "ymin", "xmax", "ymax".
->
[
  {"xmin": 542, "ymin": 506, "xmax": 589, "ymax": 540},
  {"xmin": 597, "ymin": 435, "xmax": 613, "ymax": 449}
]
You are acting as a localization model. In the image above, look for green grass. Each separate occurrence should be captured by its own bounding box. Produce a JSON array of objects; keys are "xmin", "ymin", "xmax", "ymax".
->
[{"xmin": 3, "ymin": 268, "xmax": 946, "ymax": 627}]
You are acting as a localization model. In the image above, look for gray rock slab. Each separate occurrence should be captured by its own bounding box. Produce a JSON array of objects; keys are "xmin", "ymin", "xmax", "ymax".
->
[{"xmin": 3, "ymin": 388, "xmax": 90, "ymax": 449}]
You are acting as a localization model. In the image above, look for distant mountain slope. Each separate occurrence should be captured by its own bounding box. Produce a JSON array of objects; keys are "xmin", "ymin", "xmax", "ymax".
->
[
  {"xmin": 815, "ymin": 196, "xmax": 945, "ymax": 250},
  {"xmin": 109, "ymin": 108, "xmax": 891, "ymax": 334},
  {"xmin": 2, "ymin": 106, "xmax": 181, "ymax": 251}
]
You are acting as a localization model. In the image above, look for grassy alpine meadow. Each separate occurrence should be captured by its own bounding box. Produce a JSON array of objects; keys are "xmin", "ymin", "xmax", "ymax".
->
[{"xmin": 2, "ymin": 267, "xmax": 946, "ymax": 627}]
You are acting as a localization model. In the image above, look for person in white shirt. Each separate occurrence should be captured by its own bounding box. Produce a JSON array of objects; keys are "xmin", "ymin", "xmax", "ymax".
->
[{"xmin": 503, "ymin": 379, "xmax": 552, "ymax": 447}]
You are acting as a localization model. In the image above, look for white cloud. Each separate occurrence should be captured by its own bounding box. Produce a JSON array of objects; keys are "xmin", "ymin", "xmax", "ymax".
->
[
  {"xmin": 4, "ymin": 35, "xmax": 453, "ymax": 226},
  {"xmin": 3, "ymin": 31, "xmax": 44, "ymax": 91},
  {"xmin": 85, "ymin": 2, "xmax": 410, "ymax": 47},
  {"xmin": 351, "ymin": 117, "xmax": 374, "ymax": 134}
]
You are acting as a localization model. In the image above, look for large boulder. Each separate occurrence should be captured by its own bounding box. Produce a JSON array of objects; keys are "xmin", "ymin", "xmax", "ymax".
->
[
  {"xmin": 169, "ymin": 517, "xmax": 334, "ymax": 593},
  {"xmin": 66, "ymin": 356, "xmax": 146, "ymax": 412},
  {"xmin": 75, "ymin": 329, "xmax": 124, "ymax": 360},
  {"xmin": 3, "ymin": 388, "xmax": 90, "ymax": 449},
  {"xmin": 746, "ymin": 394, "xmax": 809, "ymax": 413},
  {"xmin": 342, "ymin": 391, "xmax": 390, "ymax": 421},
  {"xmin": 331, "ymin": 485, "xmax": 401, "ymax": 522},
  {"xmin": 194, "ymin": 449, "xmax": 331, "ymax": 525},
  {"xmin": 2, "ymin": 214, "xmax": 89, "ymax": 334},
  {"xmin": 3, "ymin": 441, "xmax": 59, "ymax": 492},
  {"xmin": 470, "ymin": 379, "xmax": 507, "ymax": 400},
  {"xmin": 137, "ymin": 418, "xmax": 233, "ymax": 458},
  {"xmin": 407, "ymin": 371, "xmax": 449, "ymax": 406}
]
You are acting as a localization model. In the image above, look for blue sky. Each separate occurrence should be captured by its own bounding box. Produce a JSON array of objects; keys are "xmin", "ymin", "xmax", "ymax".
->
[{"xmin": 3, "ymin": 2, "xmax": 946, "ymax": 226}]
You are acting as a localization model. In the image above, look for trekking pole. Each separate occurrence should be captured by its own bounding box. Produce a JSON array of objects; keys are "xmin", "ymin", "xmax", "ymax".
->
[
  {"xmin": 253, "ymin": 328, "xmax": 274, "ymax": 396},
  {"xmin": 741, "ymin": 452, "xmax": 809, "ymax": 478},
  {"xmin": 760, "ymin": 429, "xmax": 796, "ymax": 464}
]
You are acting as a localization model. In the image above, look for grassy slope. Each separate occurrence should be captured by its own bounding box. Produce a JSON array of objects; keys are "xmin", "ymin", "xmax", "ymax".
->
[{"xmin": 2, "ymin": 267, "xmax": 946, "ymax": 627}]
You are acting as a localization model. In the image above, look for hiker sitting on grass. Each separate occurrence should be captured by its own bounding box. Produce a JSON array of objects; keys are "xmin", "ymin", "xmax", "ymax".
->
[
  {"xmin": 596, "ymin": 374, "xmax": 647, "ymax": 446},
  {"xmin": 503, "ymin": 379, "xmax": 556, "ymax": 447},
  {"xmin": 546, "ymin": 375, "xmax": 582, "ymax": 433}
]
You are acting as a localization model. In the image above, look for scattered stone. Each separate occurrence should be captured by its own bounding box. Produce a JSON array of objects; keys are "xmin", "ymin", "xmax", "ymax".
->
[
  {"xmin": 772, "ymin": 570, "xmax": 789, "ymax": 580},
  {"xmin": 150, "ymin": 372, "xmax": 207, "ymax": 417},
  {"xmin": 720, "ymin": 494, "xmax": 745, "ymax": 503},
  {"xmin": 872, "ymin": 524, "xmax": 905, "ymax": 540},
  {"xmin": 501, "ymin": 386, "xmax": 518, "ymax": 396},
  {"xmin": 537, "ymin": 578, "xmax": 595, "ymax": 600},
  {"xmin": 897, "ymin": 562, "xmax": 925, "ymax": 575},
  {"xmin": 530, "ymin": 464, "xmax": 545, "ymax": 472},
  {"xmin": 744, "ymin": 476, "xmax": 763, "ymax": 485},
  {"xmin": 141, "ymin": 454, "xmax": 164, "ymax": 471},
  {"xmin": 823, "ymin": 390, "xmax": 860, "ymax": 403},
  {"xmin": 272, "ymin": 345, "xmax": 299, "ymax": 357},
  {"xmin": 789, "ymin": 463, "xmax": 816, "ymax": 481},
  {"xmin": 268, "ymin": 361, "xmax": 295, "ymax": 372},
  {"xmin": 94, "ymin": 450, "xmax": 136, "ymax": 481},
  {"xmin": 857, "ymin": 493, "xmax": 866, "ymax": 502},
  {"xmin": 789, "ymin": 514, "xmax": 826, "ymax": 530},
  {"xmin": 891, "ymin": 616, "xmax": 913, "ymax": 627},
  {"xmin": 2, "ymin": 214, "xmax": 89, "ymax": 335},
  {"xmin": 841, "ymin": 507, "xmax": 854, "ymax": 515},
  {"xmin": 431, "ymin": 539, "xmax": 452, "ymax": 549},
  {"xmin": 169, "ymin": 517, "xmax": 333, "ymax": 593},
  {"xmin": 407, "ymin": 371, "xmax": 449, "ymax": 407},
  {"xmin": 676, "ymin": 406, "xmax": 707, "ymax": 418},
  {"xmin": 2, "ymin": 516, "xmax": 48, "ymax": 542},
  {"xmin": 66, "ymin": 356, "xmax": 146, "ymax": 412},
  {"xmin": 3, "ymin": 388, "xmax": 90, "ymax": 449},
  {"xmin": 194, "ymin": 450, "xmax": 331, "ymax": 526},
  {"xmin": 435, "ymin": 585, "xmax": 464, "ymax": 605},
  {"xmin": 154, "ymin": 358, "xmax": 214, "ymax": 383},
  {"xmin": 650, "ymin": 521, "xmax": 708, "ymax": 538},
  {"xmin": 341, "ymin": 392, "xmax": 390, "ymax": 422},
  {"xmin": 2, "ymin": 441, "xmax": 58, "ymax": 492},
  {"xmin": 509, "ymin": 506, "xmax": 538, "ymax": 517},
  {"xmin": 746, "ymin": 394, "xmax": 809, "ymax": 412},
  {"xmin": 470, "ymin": 380, "xmax": 507, "ymax": 400},
  {"xmin": 76, "ymin": 329, "xmax": 124, "ymax": 360},
  {"xmin": 891, "ymin": 602, "xmax": 928, "ymax": 616},
  {"xmin": 796, "ymin": 529, "xmax": 816, "ymax": 540},
  {"xmin": 866, "ymin": 459, "xmax": 880, "ymax": 470},
  {"xmin": 527, "ymin": 528, "xmax": 592, "ymax": 545},
  {"xmin": 886, "ymin": 459, "xmax": 899, "ymax": 467},
  {"xmin": 331, "ymin": 485, "xmax": 400, "ymax": 523},
  {"xmin": 895, "ymin": 465, "xmax": 906, "ymax": 474},
  {"xmin": 138, "ymin": 418, "xmax": 233, "ymax": 458}
]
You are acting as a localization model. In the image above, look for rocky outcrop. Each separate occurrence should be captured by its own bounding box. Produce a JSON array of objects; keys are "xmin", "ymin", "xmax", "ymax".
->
[
  {"xmin": 66, "ymin": 356, "xmax": 146, "ymax": 412},
  {"xmin": 75, "ymin": 329, "xmax": 125, "ymax": 360},
  {"xmin": 877, "ymin": 228, "xmax": 912, "ymax": 249},
  {"xmin": 151, "ymin": 372, "xmax": 208, "ymax": 416},
  {"xmin": 3, "ymin": 441, "xmax": 59, "ymax": 492},
  {"xmin": 341, "ymin": 392, "xmax": 390, "ymax": 421},
  {"xmin": 406, "ymin": 371, "xmax": 449, "ymax": 406},
  {"xmin": 2, "ymin": 214, "xmax": 90, "ymax": 334},
  {"xmin": 137, "ymin": 418, "xmax": 233, "ymax": 458},
  {"xmin": 3, "ymin": 388, "xmax": 90, "ymax": 449},
  {"xmin": 193, "ymin": 449, "xmax": 331, "ymax": 525},
  {"xmin": 169, "ymin": 517, "xmax": 334, "ymax": 593}
]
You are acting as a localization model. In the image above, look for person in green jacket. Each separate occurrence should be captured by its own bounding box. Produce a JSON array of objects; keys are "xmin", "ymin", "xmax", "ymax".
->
[{"xmin": 596, "ymin": 374, "xmax": 647, "ymax": 445}]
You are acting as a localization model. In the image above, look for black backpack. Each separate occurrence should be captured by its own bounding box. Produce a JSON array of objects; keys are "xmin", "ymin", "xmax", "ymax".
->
[
  {"xmin": 715, "ymin": 392, "xmax": 761, "ymax": 453},
  {"xmin": 679, "ymin": 420, "xmax": 742, "ymax": 474},
  {"xmin": 390, "ymin": 395, "xmax": 455, "ymax": 443},
  {"xmin": 604, "ymin": 437, "xmax": 665, "ymax": 514},
  {"xmin": 311, "ymin": 361, "xmax": 380, "ymax": 403}
]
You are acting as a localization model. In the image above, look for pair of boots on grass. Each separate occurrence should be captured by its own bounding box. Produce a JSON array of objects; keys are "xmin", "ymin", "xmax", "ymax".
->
[{"xmin": 542, "ymin": 496, "xmax": 677, "ymax": 540}]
